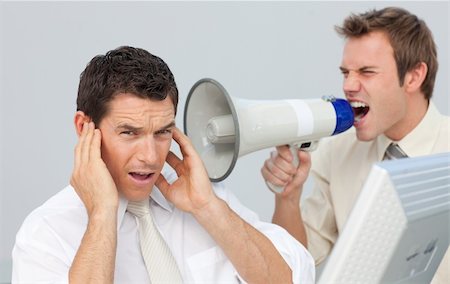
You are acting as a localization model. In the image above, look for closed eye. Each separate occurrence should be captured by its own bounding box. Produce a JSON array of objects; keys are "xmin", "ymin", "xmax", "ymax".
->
[{"xmin": 339, "ymin": 67, "xmax": 349, "ymax": 78}]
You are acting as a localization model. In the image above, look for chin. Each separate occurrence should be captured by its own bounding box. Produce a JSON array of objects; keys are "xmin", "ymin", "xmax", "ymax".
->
[
  {"xmin": 120, "ymin": 186, "xmax": 154, "ymax": 202},
  {"xmin": 355, "ymin": 130, "xmax": 377, "ymax": 142}
]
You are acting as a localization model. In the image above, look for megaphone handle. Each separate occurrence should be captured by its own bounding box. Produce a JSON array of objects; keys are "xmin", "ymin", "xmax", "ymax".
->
[{"xmin": 266, "ymin": 145, "xmax": 300, "ymax": 194}]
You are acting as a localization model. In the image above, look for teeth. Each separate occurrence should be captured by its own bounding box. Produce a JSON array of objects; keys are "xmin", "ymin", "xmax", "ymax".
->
[
  {"xmin": 350, "ymin": 101, "xmax": 370, "ymax": 123},
  {"xmin": 350, "ymin": 101, "xmax": 367, "ymax": 108}
]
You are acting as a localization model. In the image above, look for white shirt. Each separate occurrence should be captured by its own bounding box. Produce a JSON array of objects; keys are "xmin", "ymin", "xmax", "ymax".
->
[{"xmin": 12, "ymin": 169, "xmax": 314, "ymax": 284}]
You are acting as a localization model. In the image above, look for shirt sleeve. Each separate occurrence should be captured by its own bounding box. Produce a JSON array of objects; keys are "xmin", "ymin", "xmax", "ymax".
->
[
  {"xmin": 12, "ymin": 213, "xmax": 70, "ymax": 284},
  {"xmin": 212, "ymin": 182, "xmax": 316, "ymax": 284},
  {"xmin": 301, "ymin": 138, "xmax": 339, "ymax": 265}
]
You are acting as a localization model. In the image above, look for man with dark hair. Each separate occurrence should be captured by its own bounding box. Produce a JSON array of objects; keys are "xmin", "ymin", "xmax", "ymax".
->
[
  {"xmin": 261, "ymin": 7, "xmax": 449, "ymax": 283},
  {"xmin": 12, "ymin": 46, "xmax": 314, "ymax": 283}
]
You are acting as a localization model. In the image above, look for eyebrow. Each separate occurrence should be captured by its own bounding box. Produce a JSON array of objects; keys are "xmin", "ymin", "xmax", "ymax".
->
[
  {"xmin": 158, "ymin": 121, "xmax": 176, "ymax": 132},
  {"xmin": 116, "ymin": 121, "xmax": 176, "ymax": 133},
  {"xmin": 339, "ymin": 66, "xmax": 378, "ymax": 72}
]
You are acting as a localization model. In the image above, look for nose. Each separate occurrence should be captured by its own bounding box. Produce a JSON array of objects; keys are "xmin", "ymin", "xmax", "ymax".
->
[
  {"xmin": 136, "ymin": 136, "xmax": 158, "ymax": 165},
  {"xmin": 343, "ymin": 71, "xmax": 361, "ymax": 96}
]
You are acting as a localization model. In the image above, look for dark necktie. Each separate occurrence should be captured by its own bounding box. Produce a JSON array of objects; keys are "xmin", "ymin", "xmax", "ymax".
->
[{"xmin": 383, "ymin": 143, "xmax": 408, "ymax": 160}]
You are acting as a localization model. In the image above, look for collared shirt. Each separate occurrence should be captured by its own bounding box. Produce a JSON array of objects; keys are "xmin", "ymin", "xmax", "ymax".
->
[
  {"xmin": 302, "ymin": 101, "xmax": 449, "ymax": 282},
  {"xmin": 12, "ymin": 169, "xmax": 315, "ymax": 284}
]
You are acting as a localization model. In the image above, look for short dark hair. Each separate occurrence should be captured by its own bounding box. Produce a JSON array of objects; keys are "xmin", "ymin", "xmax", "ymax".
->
[
  {"xmin": 335, "ymin": 7, "xmax": 438, "ymax": 100},
  {"xmin": 77, "ymin": 46, "xmax": 178, "ymax": 124}
]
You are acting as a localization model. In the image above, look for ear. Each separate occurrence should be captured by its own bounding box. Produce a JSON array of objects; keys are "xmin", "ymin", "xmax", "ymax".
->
[
  {"xmin": 74, "ymin": 111, "xmax": 92, "ymax": 137},
  {"xmin": 404, "ymin": 62, "xmax": 427, "ymax": 94}
]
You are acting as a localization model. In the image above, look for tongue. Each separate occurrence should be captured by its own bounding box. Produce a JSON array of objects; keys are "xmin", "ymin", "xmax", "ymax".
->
[
  {"xmin": 131, "ymin": 173, "xmax": 150, "ymax": 180},
  {"xmin": 353, "ymin": 106, "xmax": 369, "ymax": 120}
]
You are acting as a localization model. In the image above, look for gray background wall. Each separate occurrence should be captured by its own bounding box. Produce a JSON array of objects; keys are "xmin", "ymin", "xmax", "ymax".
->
[{"xmin": 0, "ymin": 1, "xmax": 448, "ymax": 282}]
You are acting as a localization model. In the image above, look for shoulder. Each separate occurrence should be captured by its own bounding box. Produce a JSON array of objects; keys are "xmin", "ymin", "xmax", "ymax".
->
[
  {"xmin": 438, "ymin": 112, "xmax": 450, "ymax": 131},
  {"xmin": 26, "ymin": 185, "xmax": 83, "ymax": 219},
  {"xmin": 435, "ymin": 114, "xmax": 450, "ymax": 152},
  {"xmin": 15, "ymin": 186, "xmax": 86, "ymax": 243},
  {"xmin": 427, "ymin": 101, "xmax": 449, "ymax": 134},
  {"xmin": 12, "ymin": 186, "xmax": 84, "ymax": 277}
]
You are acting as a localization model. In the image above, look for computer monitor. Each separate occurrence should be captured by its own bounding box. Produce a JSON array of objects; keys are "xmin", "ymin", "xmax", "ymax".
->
[{"xmin": 318, "ymin": 152, "xmax": 450, "ymax": 284}]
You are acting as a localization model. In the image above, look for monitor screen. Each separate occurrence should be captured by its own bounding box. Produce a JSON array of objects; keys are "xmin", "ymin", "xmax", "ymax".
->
[{"xmin": 318, "ymin": 152, "xmax": 450, "ymax": 284}]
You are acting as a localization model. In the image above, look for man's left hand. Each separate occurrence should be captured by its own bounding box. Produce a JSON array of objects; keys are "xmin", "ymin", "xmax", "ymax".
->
[{"xmin": 156, "ymin": 127, "xmax": 217, "ymax": 214}]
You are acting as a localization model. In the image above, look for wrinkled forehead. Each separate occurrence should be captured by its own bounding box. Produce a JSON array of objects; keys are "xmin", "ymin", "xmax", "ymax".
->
[{"xmin": 101, "ymin": 93, "xmax": 175, "ymax": 127}]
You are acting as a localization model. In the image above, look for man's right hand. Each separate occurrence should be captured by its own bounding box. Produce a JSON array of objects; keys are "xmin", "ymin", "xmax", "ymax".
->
[
  {"xmin": 262, "ymin": 145, "xmax": 311, "ymax": 247},
  {"xmin": 69, "ymin": 121, "xmax": 118, "ymax": 283},
  {"xmin": 70, "ymin": 122, "xmax": 118, "ymax": 216},
  {"xmin": 260, "ymin": 145, "xmax": 311, "ymax": 200}
]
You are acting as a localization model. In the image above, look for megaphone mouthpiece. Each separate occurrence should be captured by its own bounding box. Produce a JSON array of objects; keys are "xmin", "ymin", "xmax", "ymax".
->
[{"xmin": 206, "ymin": 115, "xmax": 236, "ymax": 144}]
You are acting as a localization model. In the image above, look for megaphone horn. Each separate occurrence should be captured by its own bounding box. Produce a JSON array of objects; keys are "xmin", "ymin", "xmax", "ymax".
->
[{"xmin": 183, "ymin": 78, "xmax": 354, "ymax": 193}]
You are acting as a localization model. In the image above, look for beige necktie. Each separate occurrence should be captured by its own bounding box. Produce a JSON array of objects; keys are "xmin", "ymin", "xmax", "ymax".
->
[
  {"xmin": 383, "ymin": 143, "xmax": 408, "ymax": 160},
  {"xmin": 127, "ymin": 200, "xmax": 182, "ymax": 284}
]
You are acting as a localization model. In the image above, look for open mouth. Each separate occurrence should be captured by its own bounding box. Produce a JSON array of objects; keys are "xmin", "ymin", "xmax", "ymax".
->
[
  {"xmin": 350, "ymin": 101, "xmax": 370, "ymax": 123},
  {"xmin": 129, "ymin": 172, "xmax": 153, "ymax": 181}
]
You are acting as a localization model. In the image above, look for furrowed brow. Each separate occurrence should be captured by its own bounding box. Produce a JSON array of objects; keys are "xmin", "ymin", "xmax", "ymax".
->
[
  {"xmin": 158, "ymin": 121, "xmax": 176, "ymax": 132},
  {"xmin": 359, "ymin": 66, "xmax": 377, "ymax": 71},
  {"xmin": 116, "ymin": 124, "xmax": 143, "ymax": 132},
  {"xmin": 339, "ymin": 66, "xmax": 377, "ymax": 73}
]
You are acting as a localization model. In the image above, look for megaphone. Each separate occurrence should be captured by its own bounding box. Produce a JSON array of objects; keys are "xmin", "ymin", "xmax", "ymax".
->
[{"xmin": 183, "ymin": 78, "xmax": 354, "ymax": 193}]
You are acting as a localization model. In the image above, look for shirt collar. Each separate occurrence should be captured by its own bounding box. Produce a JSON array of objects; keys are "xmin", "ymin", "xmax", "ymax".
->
[
  {"xmin": 150, "ymin": 186, "xmax": 174, "ymax": 212},
  {"xmin": 376, "ymin": 101, "xmax": 441, "ymax": 159},
  {"xmin": 118, "ymin": 186, "xmax": 174, "ymax": 229},
  {"xmin": 117, "ymin": 196, "xmax": 128, "ymax": 230},
  {"xmin": 376, "ymin": 134, "xmax": 393, "ymax": 161}
]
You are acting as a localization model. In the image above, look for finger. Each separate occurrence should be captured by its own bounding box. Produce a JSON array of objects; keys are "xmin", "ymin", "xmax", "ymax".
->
[
  {"xmin": 272, "ymin": 151, "xmax": 297, "ymax": 175},
  {"xmin": 282, "ymin": 152, "xmax": 311, "ymax": 196},
  {"xmin": 155, "ymin": 173, "xmax": 170, "ymax": 197},
  {"xmin": 172, "ymin": 127, "xmax": 196, "ymax": 158},
  {"xmin": 261, "ymin": 165, "xmax": 288, "ymax": 187},
  {"xmin": 80, "ymin": 122, "xmax": 95, "ymax": 162},
  {"xmin": 267, "ymin": 158, "xmax": 294, "ymax": 183},
  {"xmin": 296, "ymin": 151, "xmax": 312, "ymax": 175},
  {"xmin": 74, "ymin": 122, "xmax": 89, "ymax": 169},
  {"xmin": 299, "ymin": 150, "xmax": 311, "ymax": 164},
  {"xmin": 283, "ymin": 175, "xmax": 305, "ymax": 197},
  {"xmin": 274, "ymin": 145, "xmax": 302, "ymax": 174},
  {"xmin": 275, "ymin": 145, "xmax": 293, "ymax": 162},
  {"xmin": 90, "ymin": 128, "xmax": 102, "ymax": 160},
  {"xmin": 166, "ymin": 151, "xmax": 184, "ymax": 176}
]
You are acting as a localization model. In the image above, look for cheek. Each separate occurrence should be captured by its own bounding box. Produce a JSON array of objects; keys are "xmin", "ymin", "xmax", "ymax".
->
[
  {"xmin": 370, "ymin": 77, "xmax": 405, "ymax": 109},
  {"xmin": 373, "ymin": 90, "xmax": 407, "ymax": 128},
  {"xmin": 101, "ymin": 139, "xmax": 130, "ymax": 174}
]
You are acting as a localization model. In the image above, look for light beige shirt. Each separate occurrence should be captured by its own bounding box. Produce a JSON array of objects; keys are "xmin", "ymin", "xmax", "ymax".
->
[{"xmin": 302, "ymin": 101, "xmax": 449, "ymax": 282}]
